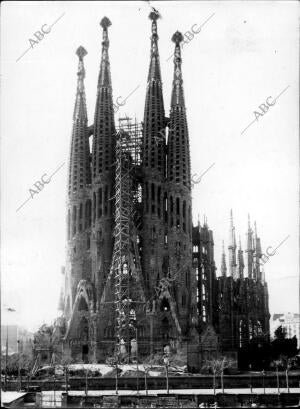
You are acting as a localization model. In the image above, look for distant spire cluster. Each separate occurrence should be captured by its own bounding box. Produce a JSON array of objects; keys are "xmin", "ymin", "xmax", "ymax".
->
[{"xmin": 221, "ymin": 210, "xmax": 263, "ymax": 281}]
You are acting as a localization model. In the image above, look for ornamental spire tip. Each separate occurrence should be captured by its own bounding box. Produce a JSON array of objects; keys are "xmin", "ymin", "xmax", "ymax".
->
[
  {"xmin": 149, "ymin": 9, "xmax": 160, "ymax": 21},
  {"xmin": 76, "ymin": 46, "xmax": 87, "ymax": 60},
  {"xmin": 172, "ymin": 31, "xmax": 184, "ymax": 44},
  {"xmin": 100, "ymin": 16, "xmax": 112, "ymax": 29}
]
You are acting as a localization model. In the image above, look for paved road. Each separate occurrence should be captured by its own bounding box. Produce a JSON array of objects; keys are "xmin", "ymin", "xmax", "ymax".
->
[{"xmin": 41, "ymin": 387, "xmax": 300, "ymax": 397}]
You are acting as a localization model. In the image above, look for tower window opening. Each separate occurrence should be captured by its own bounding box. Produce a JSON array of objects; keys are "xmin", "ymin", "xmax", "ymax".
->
[
  {"xmin": 72, "ymin": 206, "xmax": 77, "ymax": 236},
  {"xmin": 67, "ymin": 210, "xmax": 71, "ymax": 240},
  {"xmin": 151, "ymin": 183, "xmax": 155, "ymax": 201},
  {"xmin": 98, "ymin": 188, "xmax": 102, "ymax": 218},
  {"xmin": 104, "ymin": 186, "xmax": 108, "ymax": 215},
  {"xmin": 93, "ymin": 193, "xmax": 96, "ymax": 223},
  {"xmin": 161, "ymin": 298, "xmax": 170, "ymax": 311},
  {"xmin": 176, "ymin": 198, "xmax": 180, "ymax": 215},
  {"xmin": 79, "ymin": 203, "xmax": 83, "ymax": 232}
]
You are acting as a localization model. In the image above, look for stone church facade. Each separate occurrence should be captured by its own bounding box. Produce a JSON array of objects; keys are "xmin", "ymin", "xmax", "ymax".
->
[{"xmin": 57, "ymin": 12, "xmax": 270, "ymax": 370}]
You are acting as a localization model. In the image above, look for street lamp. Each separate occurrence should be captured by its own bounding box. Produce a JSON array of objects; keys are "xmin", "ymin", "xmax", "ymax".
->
[
  {"xmin": 85, "ymin": 367, "xmax": 88, "ymax": 397},
  {"xmin": 275, "ymin": 362, "xmax": 280, "ymax": 395},
  {"xmin": 212, "ymin": 368, "xmax": 216, "ymax": 396},
  {"xmin": 221, "ymin": 367, "xmax": 224, "ymax": 394},
  {"xmin": 65, "ymin": 364, "xmax": 69, "ymax": 397},
  {"xmin": 135, "ymin": 327, "xmax": 139, "ymax": 395},
  {"xmin": 286, "ymin": 360, "xmax": 291, "ymax": 393},
  {"xmin": 17, "ymin": 340, "xmax": 21, "ymax": 391},
  {"xmin": 4, "ymin": 306, "xmax": 17, "ymax": 390},
  {"xmin": 5, "ymin": 325, "xmax": 9, "ymax": 389},
  {"xmin": 262, "ymin": 370, "xmax": 265, "ymax": 394},
  {"xmin": 144, "ymin": 366, "xmax": 149, "ymax": 396},
  {"xmin": 163, "ymin": 354, "xmax": 169, "ymax": 395}
]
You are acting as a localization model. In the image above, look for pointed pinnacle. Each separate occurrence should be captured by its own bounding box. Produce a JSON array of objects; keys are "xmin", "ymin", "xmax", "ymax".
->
[
  {"xmin": 172, "ymin": 31, "xmax": 184, "ymax": 44},
  {"xmin": 100, "ymin": 16, "xmax": 112, "ymax": 29},
  {"xmin": 76, "ymin": 46, "xmax": 87, "ymax": 60},
  {"xmin": 149, "ymin": 10, "xmax": 160, "ymax": 21}
]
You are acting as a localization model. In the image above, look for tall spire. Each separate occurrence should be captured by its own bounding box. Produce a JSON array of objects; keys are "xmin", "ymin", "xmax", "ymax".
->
[
  {"xmin": 98, "ymin": 17, "xmax": 112, "ymax": 88},
  {"xmin": 167, "ymin": 31, "xmax": 191, "ymax": 189},
  {"xmin": 228, "ymin": 209, "xmax": 237, "ymax": 278},
  {"xmin": 171, "ymin": 31, "xmax": 185, "ymax": 108},
  {"xmin": 245, "ymin": 214, "xmax": 254, "ymax": 279},
  {"xmin": 237, "ymin": 236, "xmax": 245, "ymax": 279},
  {"xmin": 165, "ymin": 30, "xmax": 193, "ymax": 334},
  {"xmin": 65, "ymin": 47, "xmax": 92, "ymax": 312},
  {"xmin": 142, "ymin": 10, "xmax": 165, "ymax": 173},
  {"xmin": 91, "ymin": 17, "xmax": 116, "ymax": 295},
  {"xmin": 68, "ymin": 46, "xmax": 91, "ymax": 196},
  {"xmin": 73, "ymin": 46, "xmax": 88, "ymax": 120},
  {"xmin": 221, "ymin": 241, "xmax": 227, "ymax": 277},
  {"xmin": 147, "ymin": 10, "xmax": 162, "ymax": 83},
  {"xmin": 92, "ymin": 16, "xmax": 115, "ymax": 178},
  {"xmin": 253, "ymin": 221, "xmax": 262, "ymax": 281},
  {"xmin": 141, "ymin": 10, "xmax": 166, "ymax": 299}
]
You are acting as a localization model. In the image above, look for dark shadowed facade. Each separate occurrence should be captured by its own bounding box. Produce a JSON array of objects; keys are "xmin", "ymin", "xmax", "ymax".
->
[{"xmin": 58, "ymin": 13, "xmax": 270, "ymax": 370}]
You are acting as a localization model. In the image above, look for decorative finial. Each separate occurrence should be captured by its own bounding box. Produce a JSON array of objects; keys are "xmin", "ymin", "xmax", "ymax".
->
[
  {"xmin": 76, "ymin": 46, "xmax": 87, "ymax": 60},
  {"xmin": 172, "ymin": 31, "xmax": 184, "ymax": 45},
  {"xmin": 222, "ymin": 240, "xmax": 225, "ymax": 253},
  {"xmin": 100, "ymin": 16, "xmax": 112, "ymax": 29},
  {"xmin": 248, "ymin": 213, "xmax": 251, "ymax": 228},
  {"xmin": 149, "ymin": 10, "xmax": 160, "ymax": 21}
]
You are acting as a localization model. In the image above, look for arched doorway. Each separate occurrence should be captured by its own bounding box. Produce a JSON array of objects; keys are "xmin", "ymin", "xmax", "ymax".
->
[{"xmin": 79, "ymin": 317, "xmax": 89, "ymax": 363}]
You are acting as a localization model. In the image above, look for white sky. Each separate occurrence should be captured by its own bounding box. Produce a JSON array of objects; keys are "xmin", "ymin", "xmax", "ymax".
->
[{"xmin": 1, "ymin": 1, "xmax": 299, "ymax": 331}]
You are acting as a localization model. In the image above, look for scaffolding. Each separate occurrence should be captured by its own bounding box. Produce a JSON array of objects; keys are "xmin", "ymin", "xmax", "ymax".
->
[{"xmin": 101, "ymin": 117, "xmax": 146, "ymax": 359}]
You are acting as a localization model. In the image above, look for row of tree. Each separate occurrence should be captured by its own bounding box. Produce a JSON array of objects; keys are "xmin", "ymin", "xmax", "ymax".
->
[{"xmin": 238, "ymin": 326, "xmax": 298, "ymax": 370}]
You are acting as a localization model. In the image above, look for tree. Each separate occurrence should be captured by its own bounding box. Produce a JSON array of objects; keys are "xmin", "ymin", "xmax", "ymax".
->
[
  {"xmin": 271, "ymin": 327, "xmax": 298, "ymax": 360},
  {"xmin": 274, "ymin": 325, "xmax": 287, "ymax": 341},
  {"xmin": 203, "ymin": 358, "xmax": 235, "ymax": 394},
  {"xmin": 238, "ymin": 335, "xmax": 272, "ymax": 370}
]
